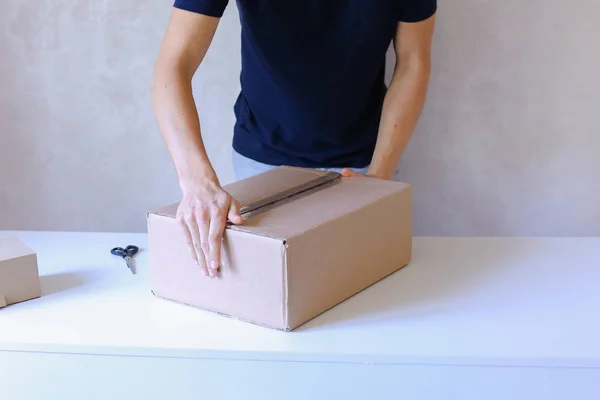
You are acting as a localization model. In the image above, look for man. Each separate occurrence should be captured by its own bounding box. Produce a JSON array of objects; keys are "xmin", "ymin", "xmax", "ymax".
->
[{"xmin": 151, "ymin": 1, "xmax": 436, "ymax": 278}]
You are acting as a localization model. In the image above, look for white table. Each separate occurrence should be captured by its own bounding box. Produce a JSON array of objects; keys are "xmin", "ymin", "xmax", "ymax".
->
[{"xmin": 1, "ymin": 231, "xmax": 599, "ymax": 399}]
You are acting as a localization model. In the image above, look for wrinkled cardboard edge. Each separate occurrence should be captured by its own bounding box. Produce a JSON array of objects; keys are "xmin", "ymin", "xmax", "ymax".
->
[
  {"xmin": 278, "ymin": 165, "xmax": 331, "ymax": 176},
  {"xmin": 150, "ymin": 290, "xmax": 293, "ymax": 332},
  {"xmin": 147, "ymin": 212, "xmax": 288, "ymax": 249},
  {"xmin": 282, "ymin": 242, "xmax": 289, "ymax": 329}
]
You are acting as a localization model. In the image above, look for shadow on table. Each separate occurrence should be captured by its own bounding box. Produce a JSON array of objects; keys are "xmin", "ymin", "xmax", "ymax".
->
[
  {"xmin": 40, "ymin": 271, "xmax": 102, "ymax": 296},
  {"xmin": 296, "ymin": 239, "xmax": 535, "ymax": 331}
]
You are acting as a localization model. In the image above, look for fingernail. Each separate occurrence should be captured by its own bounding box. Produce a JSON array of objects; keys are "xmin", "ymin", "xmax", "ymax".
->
[
  {"xmin": 208, "ymin": 269, "xmax": 215, "ymax": 278},
  {"xmin": 202, "ymin": 269, "xmax": 208, "ymax": 276},
  {"xmin": 211, "ymin": 261, "xmax": 219, "ymax": 270}
]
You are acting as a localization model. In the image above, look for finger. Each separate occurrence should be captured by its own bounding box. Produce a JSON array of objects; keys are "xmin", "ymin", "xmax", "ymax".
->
[
  {"xmin": 341, "ymin": 168, "xmax": 355, "ymax": 177},
  {"xmin": 184, "ymin": 215, "xmax": 204, "ymax": 269},
  {"xmin": 208, "ymin": 208, "xmax": 227, "ymax": 277},
  {"xmin": 227, "ymin": 199, "xmax": 244, "ymax": 225},
  {"xmin": 195, "ymin": 210, "xmax": 210, "ymax": 277},
  {"xmin": 177, "ymin": 214, "xmax": 197, "ymax": 265}
]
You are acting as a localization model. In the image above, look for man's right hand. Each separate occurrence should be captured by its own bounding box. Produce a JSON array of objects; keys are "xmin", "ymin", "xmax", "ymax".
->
[
  {"xmin": 177, "ymin": 181, "xmax": 244, "ymax": 278},
  {"xmin": 151, "ymin": 9, "xmax": 239, "ymax": 277}
]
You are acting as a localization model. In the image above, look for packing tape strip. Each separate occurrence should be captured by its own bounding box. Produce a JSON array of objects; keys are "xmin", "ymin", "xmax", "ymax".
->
[{"xmin": 238, "ymin": 171, "xmax": 342, "ymax": 218}]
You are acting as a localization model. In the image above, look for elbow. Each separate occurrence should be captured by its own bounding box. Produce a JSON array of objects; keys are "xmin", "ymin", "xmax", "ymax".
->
[
  {"xmin": 393, "ymin": 54, "xmax": 431, "ymax": 87},
  {"xmin": 397, "ymin": 54, "xmax": 431, "ymax": 77}
]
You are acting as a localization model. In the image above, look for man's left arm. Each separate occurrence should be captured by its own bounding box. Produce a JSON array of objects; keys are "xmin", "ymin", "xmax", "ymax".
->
[{"xmin": 365, "ymin": 14, "xmax": 436, "ymax": 180}]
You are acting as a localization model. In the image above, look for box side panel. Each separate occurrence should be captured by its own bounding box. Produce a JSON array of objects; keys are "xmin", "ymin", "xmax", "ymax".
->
[
  {"xmin": 0, "ymin": 254, "xmax": 41, "ymax": 305},
  {"xmin": 147, "ymin": 214, "xmax": 287, "ymax": 329},
  {"xmin": 286, "ymin": 186, "xmax": 412, "ymax": 330}
]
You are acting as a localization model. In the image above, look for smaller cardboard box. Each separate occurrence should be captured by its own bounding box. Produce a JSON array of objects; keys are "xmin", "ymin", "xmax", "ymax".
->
[
  {"xmin": 148, "ymin": 167, "xmax": 412, "ymax": 330},
  {"xmin": 0, "ymin": 237, "xmax": 41, "ymax": 308}
]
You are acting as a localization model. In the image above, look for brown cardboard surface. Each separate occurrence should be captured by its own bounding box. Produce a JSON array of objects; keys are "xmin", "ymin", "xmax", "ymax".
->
[
  {"xmin": 285, "ymin": 185, "xmax": 412, "ymax": 329},
  {"xmin": 0, "ymin": 295, "xmax": 6, "ymax": 308},
  {"xmin": 228, "ymin": 175, "xmax": 410, "ymax": 240},
  {"xmin": 148, "ymin": 167, "xmax": 412, "ymax": 330},
  {"xmin": 148, "ymin": 213, "xmax": 288, "ymax": 329},
  {"xmin": 152, "ymin": 167, "xmax": 336, "ymax": 220},
  {"xmin": 0, "ymin": 236, "xmax": 35, "ymax": 260},
  {"xmin": 225, "ymin": 166, "xmax": 337, "ymax": 210},
  {"xmin": 0, "ymin": 237, "xmax": 41, "ymax": 307}
]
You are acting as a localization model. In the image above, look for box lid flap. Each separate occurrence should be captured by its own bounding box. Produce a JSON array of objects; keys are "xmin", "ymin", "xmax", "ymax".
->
[
  {"xmin": 230, "ymin": 174, "xmax": 410, "ymax": 239},
  {"xmin": 149, "ymin": 167, "xmax": 410, "ymax": 240},
  {"xmin": 149, "ymin": 166, "xmax": 339, "ymax": 220},
  {"xmin": 0, "ymin": 237, "xmax": 35, "ymax": 262},
  {"xmin": 230, "ymin": 167, "xmax": 341, "ymax": 216}
]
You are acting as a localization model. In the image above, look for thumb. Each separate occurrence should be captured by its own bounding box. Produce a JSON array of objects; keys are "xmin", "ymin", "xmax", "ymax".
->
[
  {"xmin": 228, "ymin": 199, "xmax": 244, "ymax": 225},
  {"xmin": 341, "ymin": 168, "xmax": 355, "ymax": 177}
]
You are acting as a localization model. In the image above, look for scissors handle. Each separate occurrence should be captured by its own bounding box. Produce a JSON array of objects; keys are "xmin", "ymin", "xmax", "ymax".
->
[{"xmin": 111, "ymin": 245, "xmax": 139, "ymax": 258}]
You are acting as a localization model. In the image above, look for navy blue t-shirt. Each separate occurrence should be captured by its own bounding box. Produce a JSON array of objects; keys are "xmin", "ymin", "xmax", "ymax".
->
[{"xmin": 173, "ymin": 0, "xmax": 437, "ymax": 168}]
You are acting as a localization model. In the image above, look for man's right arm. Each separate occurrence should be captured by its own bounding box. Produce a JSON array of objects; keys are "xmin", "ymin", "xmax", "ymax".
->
[
  {"xmin": 151, "ymin": 8, "xmax": 243, "ymax": 278},
  {"xmin": 152, "ymin": 8, "xmax": 219, "ymax": 191}
]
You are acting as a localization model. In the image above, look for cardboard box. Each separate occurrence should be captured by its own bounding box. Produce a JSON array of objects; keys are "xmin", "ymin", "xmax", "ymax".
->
[
  {"xmin": 0, "ymin": 237, "xmax": 41, "ymax": 308},
  {"xmin": 148, "ymin": 167, "xmax": 412, "ymax": 330}
]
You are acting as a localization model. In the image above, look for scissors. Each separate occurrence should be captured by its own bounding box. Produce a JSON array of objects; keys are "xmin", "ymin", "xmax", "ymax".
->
[{"xmin": 111, "ymin": 245, "xmax": 139, "ymax": 275}]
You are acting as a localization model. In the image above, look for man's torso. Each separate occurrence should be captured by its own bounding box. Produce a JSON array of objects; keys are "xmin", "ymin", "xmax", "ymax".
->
[{"xmin": 232, "ymin": 1, "xmax": 400, "ymax": 168}]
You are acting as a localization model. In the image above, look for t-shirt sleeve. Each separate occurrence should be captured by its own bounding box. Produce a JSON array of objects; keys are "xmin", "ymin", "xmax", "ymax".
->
[
  {"xmin": 398, "ymin": 0, "xmax": 437, "ymax": 23},
  {"xmin": 173, "ymin": 0, "xmax": 229, "ymax": 18}
]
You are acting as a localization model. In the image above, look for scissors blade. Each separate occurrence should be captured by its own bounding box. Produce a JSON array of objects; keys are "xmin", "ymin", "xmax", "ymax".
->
[{"xmin": 124, "ymin": 256, "xmax": 136, "ymax": 275}]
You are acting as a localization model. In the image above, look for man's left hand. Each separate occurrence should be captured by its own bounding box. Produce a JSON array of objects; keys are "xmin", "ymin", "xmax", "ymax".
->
[{"xmin": 341, "ymin": 168, "xmax": 392, "ymax": 180}]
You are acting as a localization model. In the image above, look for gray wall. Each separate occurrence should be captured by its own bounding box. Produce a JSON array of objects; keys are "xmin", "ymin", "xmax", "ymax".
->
[{"xmin": 1, "ymin": 0, "xmax": 598, "ymax": 236}]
